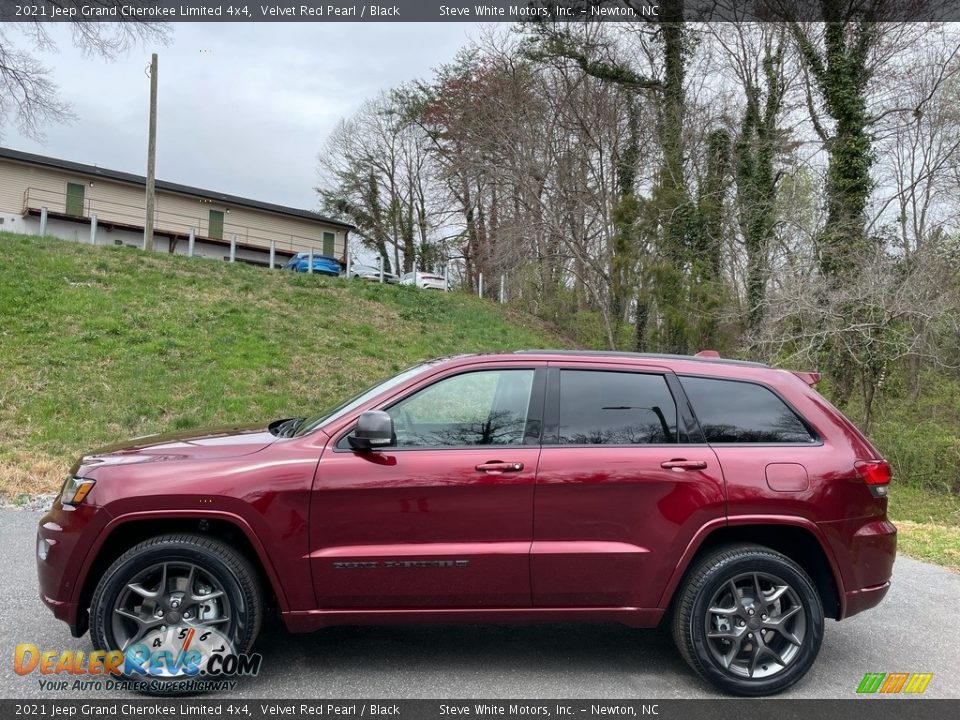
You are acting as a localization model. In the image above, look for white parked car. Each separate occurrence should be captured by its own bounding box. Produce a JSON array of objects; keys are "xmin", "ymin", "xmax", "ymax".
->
[
  {"xmin": 345, "ymin": 263, "xmax": 399, "ymax": 284},
  {"xmin": 400, "ymin": 271, "xmax": 448, "ymax": 291}
]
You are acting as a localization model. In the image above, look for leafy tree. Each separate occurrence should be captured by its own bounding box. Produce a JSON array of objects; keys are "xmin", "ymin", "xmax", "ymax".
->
[
  {"xmin": 523, "ymin": 0, "xmax": 696, "ymax": 353},
  {"xmin": 691, "ymin": 128, "xmax": 732, "ymax": 349},
  {"xmin": 734, "ymin": 29, "xmax": 788, "ymax": 335}
]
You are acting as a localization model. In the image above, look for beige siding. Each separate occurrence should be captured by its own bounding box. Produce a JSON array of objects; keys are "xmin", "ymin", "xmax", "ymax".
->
[{"xmin": 0, "ymin": 158, "xmax": 346, "ymax": 257}]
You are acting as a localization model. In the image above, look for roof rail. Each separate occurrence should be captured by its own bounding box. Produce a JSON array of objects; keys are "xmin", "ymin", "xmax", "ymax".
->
[
  {"xmin": 694, "ymin": 350, "xmax": 721, "ymax": 359},
  {"xmin": 512, "ymin": 350, "xmax": 768, "ymax": 368}
]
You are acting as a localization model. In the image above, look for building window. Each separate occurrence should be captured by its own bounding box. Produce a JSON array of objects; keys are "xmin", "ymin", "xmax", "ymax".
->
[
  {"xmin": 65, "ymin": 182, "xmax": 85, "ymax": 217},
  {"xmin": 208, "ymin": 210, "xmax": 224, "ymax": 240},
  {"xmin": 323, "ymin": 231, "xmax": 335, "ymax": 256}
]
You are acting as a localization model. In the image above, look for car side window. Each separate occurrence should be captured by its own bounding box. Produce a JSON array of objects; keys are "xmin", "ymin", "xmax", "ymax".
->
[
  {"xmin": 678, "ymin": 376, "xmax": 816, "ymax": 444},
  {"xmin": 387, "ymin": 369, "xmax": 535, "ymax": 448},
  {"xmin": 557, "ymin": 370, "xmax": 677, "ymax": 445}
]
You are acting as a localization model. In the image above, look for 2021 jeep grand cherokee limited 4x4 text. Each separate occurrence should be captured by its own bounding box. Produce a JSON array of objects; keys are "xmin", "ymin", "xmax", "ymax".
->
[{"xmin": 37, "ymin": 350, "xmax": 896, "ymax": 695}]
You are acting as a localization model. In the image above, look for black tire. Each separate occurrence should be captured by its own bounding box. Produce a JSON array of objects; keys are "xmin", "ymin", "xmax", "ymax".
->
[
  {"xmin": 671, "ymin": 543, "xmax": 824, "ymax": 696},
  {"xmin": 90, "ymin": 533, "xmax": 263, "ymax": 691}
]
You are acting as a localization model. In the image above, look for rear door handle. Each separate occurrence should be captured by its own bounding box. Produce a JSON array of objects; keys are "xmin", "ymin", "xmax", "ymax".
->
[
  {"xmin": 476, "ymin": 461, "xmax": 524, "ymax": 473},
  {"xmin": 661, "ymin": 459, "xmax": 708, "ymax": 471}
]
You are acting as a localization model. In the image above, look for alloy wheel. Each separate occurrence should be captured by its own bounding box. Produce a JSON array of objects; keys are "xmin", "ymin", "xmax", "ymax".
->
[
  {"xmin": 111, "ymin": 561, "xmax": 233, "ymax": 652},
  {"xmin": 704, "ymin": 571, "xmax": 807, "ymax": 679}
]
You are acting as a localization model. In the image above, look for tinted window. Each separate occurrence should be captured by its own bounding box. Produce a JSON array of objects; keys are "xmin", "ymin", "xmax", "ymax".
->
[
  {"xmin": 558, "ymin": 371, "xmax": 677, "ymax": 445},
  {"xmin": 387, "ymin": 369, "xmax": 535, "ymax": 447},
  {"xmin": 679, "ymin": 376, "xmax": 815, "ymax": 443}
]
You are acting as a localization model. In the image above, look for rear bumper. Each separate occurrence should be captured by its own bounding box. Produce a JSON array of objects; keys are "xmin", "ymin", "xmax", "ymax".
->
[
  {"xmin": 843, "ymin": 581, "xmax": 891, "ymax": 618},
  {"xmin": 820, "ymin": 516, "xmax": 897, "ymax": 619}
]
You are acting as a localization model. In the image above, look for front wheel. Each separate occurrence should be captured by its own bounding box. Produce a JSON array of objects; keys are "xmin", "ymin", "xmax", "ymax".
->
[
  {"xmin": 90, "ymin": 534, "xmax": 263, "ymax": 689},
  {"xmin": 671, "ymin": 544, "xmax": 824, "ymax": 696}
]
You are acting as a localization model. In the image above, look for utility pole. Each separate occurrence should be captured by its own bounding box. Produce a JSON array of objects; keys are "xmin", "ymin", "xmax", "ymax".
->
[{"xmin": 143, "ymin": 53, "xmax": 158, "ymax": 251}]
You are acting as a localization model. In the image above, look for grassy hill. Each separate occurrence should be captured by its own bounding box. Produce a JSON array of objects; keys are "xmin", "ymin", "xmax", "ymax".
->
[
  {"xmin": 0, "ymin": 232, "xmax": 567, "ymax": 497},
  {"xmin": 1, "ymin": 231, "xmax": 957, "ymax": 571}
]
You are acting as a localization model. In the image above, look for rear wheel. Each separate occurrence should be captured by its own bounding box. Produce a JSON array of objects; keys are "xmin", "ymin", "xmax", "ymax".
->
[
  {"xmin": 90, "ymin": 534, "xmax": 262, "ymax": 689},
  {"xmin": 671, "ymin": 544, "xmax": 824, "ymax": 696}
]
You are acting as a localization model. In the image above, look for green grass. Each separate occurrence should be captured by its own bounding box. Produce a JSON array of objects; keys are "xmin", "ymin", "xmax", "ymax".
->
[
  {"xmin": 2, "ymin": 230, "xmax": 958, "ymax": 572},
  {"xmin": 854, "ymin": 372, "xmax": 960, "ymax": 571},
  {"xmin": 887, "ymin": 484, "xmax": 960, "ymax": 572},
  {"xmin": 0, "ymin": 232, "xmax": 567, "ymax": 496}
]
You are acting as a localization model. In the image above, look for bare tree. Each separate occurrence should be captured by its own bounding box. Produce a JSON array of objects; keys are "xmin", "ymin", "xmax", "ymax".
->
[
  {"xmin": 703, "ymin": 24, "xmax": 794, "ymax": 336},
  {"xmin": 317, "ymin": 92, "xmax": 444, "ymax": 274},
  {"xmin": 0, "ymin": 3, "xmax": 169, "ymax": 138},
  {"xmin": 758, "ymin": 241, "xmax": 960, "ymax": 430},
  {"xmin": 523, "ymin": 3, "xmax": 699, "ymax": 353},
  {"xmin": 309, "ymin": 16, "xmax": 960, "ymax": 419},
  {"xmin": 868, "ymin": 31, "xmax": 960, "ymax": 397},
  {"xmin": 870, "ymin": 35, "xmax": 960, "ymax": 258}
]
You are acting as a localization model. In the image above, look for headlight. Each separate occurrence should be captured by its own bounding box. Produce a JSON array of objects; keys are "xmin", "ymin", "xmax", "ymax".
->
[{"xmin": 60, "ymin": 476, "xmax": 96, "ymax": 506}]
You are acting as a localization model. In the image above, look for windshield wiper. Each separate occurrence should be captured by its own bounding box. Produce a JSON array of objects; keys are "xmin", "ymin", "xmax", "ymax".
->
[{"xmin": 271, "ymin": 416, "xmax": 306, "ymax": 438}]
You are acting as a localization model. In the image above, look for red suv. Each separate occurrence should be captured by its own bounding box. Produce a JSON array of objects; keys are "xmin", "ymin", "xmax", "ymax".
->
[{"xmin": 37, "ymin": 350, "xmax": 896, "ymax": 695}]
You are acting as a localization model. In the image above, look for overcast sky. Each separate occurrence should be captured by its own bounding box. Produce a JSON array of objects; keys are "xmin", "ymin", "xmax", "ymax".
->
[{"xmin": 2, "ymin": 23, "xmax": 478, "ymax": 211}]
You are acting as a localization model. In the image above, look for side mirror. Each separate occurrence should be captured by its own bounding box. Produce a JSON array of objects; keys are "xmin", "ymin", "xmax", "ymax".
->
[{"xmin": 348, "ymin": 410, "xmax": 394, "ymax": 451}]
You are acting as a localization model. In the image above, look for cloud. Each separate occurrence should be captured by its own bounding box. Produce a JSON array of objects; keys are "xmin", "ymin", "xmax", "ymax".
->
[{"xmin": 4, "ymin": 22, "xmax": 475, "ymax": 210}]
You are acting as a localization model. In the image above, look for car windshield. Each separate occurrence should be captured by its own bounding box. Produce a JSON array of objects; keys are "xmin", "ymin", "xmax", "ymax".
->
[{"xmin": 294, "ymin": 362, "xmax": 437, "ymax": 435}]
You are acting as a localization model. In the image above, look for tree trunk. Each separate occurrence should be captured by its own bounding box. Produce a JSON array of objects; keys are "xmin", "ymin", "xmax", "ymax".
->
[{"xmin": 653, "ymin": 3, "xmax": 691, "ymax": 354}]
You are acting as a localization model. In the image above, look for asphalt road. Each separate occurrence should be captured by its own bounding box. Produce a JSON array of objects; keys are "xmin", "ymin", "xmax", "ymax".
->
[{"xmin": 2, "ymin": 508, "xmax": 958, "ymax": 700}]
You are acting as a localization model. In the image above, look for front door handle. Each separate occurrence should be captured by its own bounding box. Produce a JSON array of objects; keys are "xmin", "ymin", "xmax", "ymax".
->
[
  {"xmin": 476, "ymin": 461, "xmax": 524, "ymax": 473},
  {"xmin": 661, "ymin": 459, "xmax": 708, "ymax": 471}
]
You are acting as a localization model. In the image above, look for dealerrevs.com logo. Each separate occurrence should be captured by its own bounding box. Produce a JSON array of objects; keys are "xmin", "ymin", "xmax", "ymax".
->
[
  {"xmin": 856, "ymin": 672, "xmax": 933, "ymax": 694},
  {"xmin": 14, "ymin": 625, "xmax": 262, "ymax": 693}
]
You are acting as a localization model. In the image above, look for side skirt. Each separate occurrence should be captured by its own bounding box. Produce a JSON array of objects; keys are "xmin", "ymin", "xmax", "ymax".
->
[{"xmin": 281, "ymin": 607, "xmax": 665, "ymax": 633}]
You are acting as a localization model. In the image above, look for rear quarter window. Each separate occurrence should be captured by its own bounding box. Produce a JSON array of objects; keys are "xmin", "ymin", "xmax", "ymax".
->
[{"xmin": 678, "ymin": 376, "xmax": 816, "ymax": 444}]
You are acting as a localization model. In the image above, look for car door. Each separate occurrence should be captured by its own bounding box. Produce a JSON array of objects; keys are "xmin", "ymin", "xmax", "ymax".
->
[
  {"xmin": 310, "ymin": 364, "xmax": 546, "ymax": 608},
  {"xmin": 531, "ymin": 363, "xmax": 725, "ymax": 609}
]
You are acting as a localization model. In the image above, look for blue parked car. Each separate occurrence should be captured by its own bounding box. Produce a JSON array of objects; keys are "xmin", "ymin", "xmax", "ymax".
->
[{"xmin": 281, "ymin": 253, "xmax": 343, "ymax": 276}]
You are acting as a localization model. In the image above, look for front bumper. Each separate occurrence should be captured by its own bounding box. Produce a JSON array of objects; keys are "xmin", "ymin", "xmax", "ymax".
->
[{"xmin": 36, "ymin": 499, "xmax": 111, "ymax": 637}]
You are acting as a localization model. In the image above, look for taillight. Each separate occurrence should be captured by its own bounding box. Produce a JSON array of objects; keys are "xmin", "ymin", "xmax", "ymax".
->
[{"xmin": 855, "ymin": 460, "xmax": 891, "ymax": 497}]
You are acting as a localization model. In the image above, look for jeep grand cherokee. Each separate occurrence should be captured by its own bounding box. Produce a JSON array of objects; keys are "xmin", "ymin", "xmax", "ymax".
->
[{"xmin": 36, "ymin": 350, "xmax": 896, "ymax": 695}]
